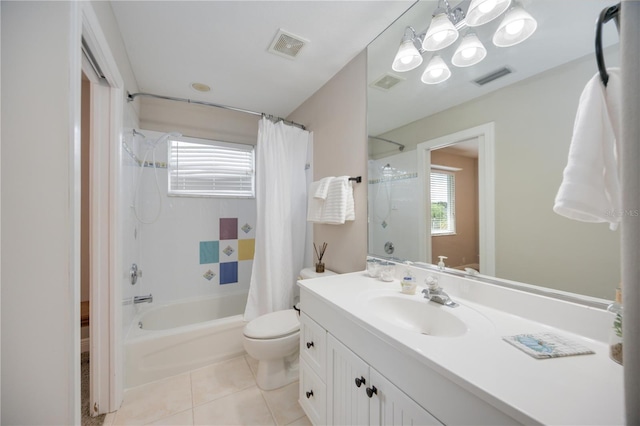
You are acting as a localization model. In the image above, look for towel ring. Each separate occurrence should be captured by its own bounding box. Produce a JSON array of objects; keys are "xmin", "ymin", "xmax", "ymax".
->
[{"xmin": 595, "ymin": 3, "xmax": 620, "ymax": 87}]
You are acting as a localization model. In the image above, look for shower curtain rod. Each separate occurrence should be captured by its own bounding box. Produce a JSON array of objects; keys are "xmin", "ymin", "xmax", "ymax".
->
[
  {"xmin": 127, "ymin": 92, "xmax": 306, "ymax": 130},
  {"xmin": 368, "ymin": 135, "xmax": 405, "ymax": 151}
]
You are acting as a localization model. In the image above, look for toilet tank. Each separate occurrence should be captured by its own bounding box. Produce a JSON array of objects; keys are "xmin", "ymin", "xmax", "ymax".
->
[{"xmin": 299, "ymin": 267, "xmax": 336, "ymax": 280}]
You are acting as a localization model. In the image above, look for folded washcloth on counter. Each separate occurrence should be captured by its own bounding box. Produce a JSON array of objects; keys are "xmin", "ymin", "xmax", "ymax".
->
[{"xmin": 553, "ymin": 68, "xmax": 621, "ymax": 230}]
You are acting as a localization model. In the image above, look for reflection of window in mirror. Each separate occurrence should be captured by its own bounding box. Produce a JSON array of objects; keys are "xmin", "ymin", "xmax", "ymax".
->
[{"xmin": 430, "ymin": 170, "xmax": 455, "ymax": 235}]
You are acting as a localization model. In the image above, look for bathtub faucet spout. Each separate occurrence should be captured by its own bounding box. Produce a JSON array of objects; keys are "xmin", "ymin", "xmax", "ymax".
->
[{"xmin": 134, "ymin": 294, "xmax": 153, "ymax": 304}]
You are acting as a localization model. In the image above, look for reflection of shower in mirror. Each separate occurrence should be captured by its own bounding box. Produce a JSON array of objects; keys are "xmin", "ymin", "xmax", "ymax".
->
[{"xmin": 368, "ymin": 153, "xmax": 420, "ymax": 261}]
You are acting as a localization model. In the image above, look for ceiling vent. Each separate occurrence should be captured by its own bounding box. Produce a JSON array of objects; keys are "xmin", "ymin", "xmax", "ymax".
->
[
  {"xmin": 268, "ymin": 29, "xmax": 308, "ymax": 60},
  {"xmin": 370, "ymin": 73, "xmax": 405, "ymax": 91},
  {"xmin": 473, "ymin": 67, "xmax": 513, "ymax": 86}
]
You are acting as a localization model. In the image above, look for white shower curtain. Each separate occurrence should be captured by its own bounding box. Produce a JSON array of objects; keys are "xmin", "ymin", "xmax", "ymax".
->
[{"xmin": 244, "ymin": 118, "xmax": 310, "ymax": 321}]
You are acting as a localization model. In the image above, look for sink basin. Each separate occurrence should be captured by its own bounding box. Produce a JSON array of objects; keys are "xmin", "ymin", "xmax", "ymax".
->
[{"xmin": 365, "ymin": 295, "xmax": 468, "ymax": 337}]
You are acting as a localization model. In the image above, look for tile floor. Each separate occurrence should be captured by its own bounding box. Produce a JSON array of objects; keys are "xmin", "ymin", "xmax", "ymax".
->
[{"xmin": 102, "ymin": 355, "xmax": 310, "ymax": 426}]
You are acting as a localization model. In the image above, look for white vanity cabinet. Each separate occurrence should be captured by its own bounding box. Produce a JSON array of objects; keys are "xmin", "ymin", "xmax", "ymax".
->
[
  {"xmin": 327, "ymin": 335, "xmax": 441, "ymax": 426},
  {"xmin": 299, "ymin": 312, "xmax": 441, "ymax": 425}
]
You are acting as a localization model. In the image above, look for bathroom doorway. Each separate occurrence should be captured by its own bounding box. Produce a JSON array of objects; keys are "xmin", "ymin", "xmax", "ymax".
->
[{"xmin": 80, "ymin": 6, "xmax": 127, "ymax": 417}]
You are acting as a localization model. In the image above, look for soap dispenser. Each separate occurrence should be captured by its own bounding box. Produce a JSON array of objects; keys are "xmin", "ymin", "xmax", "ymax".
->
[
  {"xmin": 437, "ymin": 256, "xmax": 448, "ymax": 271},
  {"xmin": 401, "ymin": 271, "xmax": 416, "ymax": 294}
]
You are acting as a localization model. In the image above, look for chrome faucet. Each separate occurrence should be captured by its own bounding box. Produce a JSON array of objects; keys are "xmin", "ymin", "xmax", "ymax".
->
[
  {"xmin": 133, "ymin": 294, "xmax": 153, "ymax": 304},
  {"xmin": 422, "ymin": 276, "xmax": 458, "ymax": 308}
]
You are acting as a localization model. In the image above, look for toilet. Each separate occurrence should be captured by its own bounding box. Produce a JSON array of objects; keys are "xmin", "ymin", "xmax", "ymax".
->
[{"xmin": 243, "ymin": 267, "xmax": 336, "ymax": 390}]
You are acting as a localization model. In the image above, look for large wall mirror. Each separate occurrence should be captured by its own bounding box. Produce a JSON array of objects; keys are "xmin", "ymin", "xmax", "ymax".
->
[{"xmin": 367, "ymin": 0, "xmax": 620, "ymax": 300}]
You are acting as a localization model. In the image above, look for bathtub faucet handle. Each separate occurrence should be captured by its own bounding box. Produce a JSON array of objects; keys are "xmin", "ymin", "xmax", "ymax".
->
[
  {"xmin": 130, "ymin": 263, "xmax": 142, "ymax": 285},
  {"xmin": 133, "ymin": 294, "xmax": 153, "ymax": 304}
]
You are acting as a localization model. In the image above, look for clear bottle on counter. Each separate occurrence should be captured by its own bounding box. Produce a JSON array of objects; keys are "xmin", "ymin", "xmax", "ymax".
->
[{"xmin": 607, "ymin": 287, "xmax": 623, "ymax": 365}]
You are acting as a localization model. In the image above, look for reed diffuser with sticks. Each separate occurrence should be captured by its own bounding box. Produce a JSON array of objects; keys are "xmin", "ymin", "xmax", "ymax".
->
[{"xmin": 314, "ymin": 242, "xmax": 328, "ymax": 273}]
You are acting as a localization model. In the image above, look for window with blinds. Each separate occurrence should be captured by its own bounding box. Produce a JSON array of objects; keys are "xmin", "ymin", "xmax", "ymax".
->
[
  {"xmin": 168, "ymin": 138, "xmax": 255, "ymax": 198},
  {"xmin": 430, "ymin": 171, "xmax": 455, "ymax": 235}
]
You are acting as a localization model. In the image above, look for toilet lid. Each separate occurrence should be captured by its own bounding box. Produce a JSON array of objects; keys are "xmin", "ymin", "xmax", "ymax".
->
[{"xmin": 244, "ymin": 309, "xmax": 300, "ymax": 339}]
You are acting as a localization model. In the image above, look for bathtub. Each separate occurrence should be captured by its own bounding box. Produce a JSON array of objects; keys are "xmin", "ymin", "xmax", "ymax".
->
[{"xmin": 125, "ymin": 291, "xmax": 248, "ymax": 388}]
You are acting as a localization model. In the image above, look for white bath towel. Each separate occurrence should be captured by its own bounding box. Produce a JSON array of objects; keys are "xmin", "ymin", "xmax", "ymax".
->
[
  {"xmin": 314, "ymin": 177, "xmax": 333, "ymax": 200},
  {"xmin": 321, "ymin": 176, "xmax": 355, "ymax": 225},
  {"xmin": 307, "ymin": 180, "xmax": 326, "ymax": 223},
  {"xmin": 554, "ymin": 68, "xmax": 622, "ymax": 230}
]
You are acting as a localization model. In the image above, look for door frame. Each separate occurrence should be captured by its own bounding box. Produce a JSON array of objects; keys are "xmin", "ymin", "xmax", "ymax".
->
[
  {"xmin": 80, "ymin": 2, "xmax": 125, "ymax": 414},
  {"xmin": 417, "ymin": 123, "xmax": 495, "ymax": 275}
]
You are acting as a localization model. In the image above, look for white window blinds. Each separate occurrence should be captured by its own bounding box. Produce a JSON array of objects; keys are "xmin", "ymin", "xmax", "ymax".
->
[
  {"xmin": 430, "ymin": 171, "xmax": 456, "ymax": 234},
  {"xmin": 168, "ymin": 138, "xmax": 255, "ymax": 198}
]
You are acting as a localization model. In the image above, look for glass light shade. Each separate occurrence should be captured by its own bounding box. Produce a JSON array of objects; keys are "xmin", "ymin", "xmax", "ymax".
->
[
  {"xmin": 422, "ymin": 13, "xmax": 459, "ymax": 51},
  {"xmin": 392, "ymin": 39, "xmax": 423, "ymax": 72},
  {"xmin": 493, "ymin": 5, "xmax": 537, "ymax": 47},
  {"xmin": 421, "ymin": 55, "xmax": 451, "ymax": 85},
  {"xmin": 451, "ymin": 34, "xmax": 487, "ymax": 67},
  {"xmin": 466, "ymin": 0, "xmax": 511, "ymax": 27}
]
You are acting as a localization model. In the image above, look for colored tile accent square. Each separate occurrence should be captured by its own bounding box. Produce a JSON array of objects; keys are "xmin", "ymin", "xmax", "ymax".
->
[
  {"xmin": 238, "ymin": 239, "xmax": 255, "ymax": 261},
  {"xmin": 200, "ymin": 241, "xmax": 219, "ymax": 264},
  {"xmin": 220, "ymin": 262, "xmax": 238, "ymax": 285},
  {"xmin": 220, "ymin": 218, "xmax": 238, "ymax": 240}
]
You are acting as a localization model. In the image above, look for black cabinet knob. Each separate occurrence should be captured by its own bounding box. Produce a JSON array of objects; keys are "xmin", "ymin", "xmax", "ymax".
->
[
  {"xmin": 306, "ymin": 390, "xmax": 314, "ymax": 399},
  {"xmin": 354, "ymin": 376, "xmax": 366, "ymax": 387},
  {"xmin": 366, "ymin": 386, "xmax": 378, "ymax": 398},
  {"xmin": 306, "ymin": 341, "xmax": 314, "ymax": 349}
]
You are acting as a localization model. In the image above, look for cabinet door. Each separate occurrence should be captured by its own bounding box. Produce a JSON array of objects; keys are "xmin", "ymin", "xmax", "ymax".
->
[
  {"xmin": 300, "ymin": 358, "xmax": 327, "ymax": 426},
  {"xmin": 327, "ymin": 335, "xmax": 370, "ymax": 426},
  {"xmin": 369, "ymin": 369, "xmax": 442, "ymax": 426},
  {"xmin": 300, "ymin": 313, "xmax": 327, "ymax": 378}
]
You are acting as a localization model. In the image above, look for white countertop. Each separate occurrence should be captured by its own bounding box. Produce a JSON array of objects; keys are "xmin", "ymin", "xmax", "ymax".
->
[{"xmin": 299, "ymin": 271, "xmax": 624, "ymax": 425}]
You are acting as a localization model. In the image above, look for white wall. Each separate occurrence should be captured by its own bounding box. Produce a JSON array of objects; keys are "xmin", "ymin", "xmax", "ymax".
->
[
  {"xmin": 381, "ymin": 49, "xmax": 620, "ymax": 299},
  {"xmin": 1, "ymin": 2, "xmax": 80, "ymax": 423}
]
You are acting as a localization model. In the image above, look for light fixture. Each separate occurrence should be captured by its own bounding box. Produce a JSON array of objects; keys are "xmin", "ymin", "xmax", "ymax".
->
[
  {"xmin": 421, "ymin": 55, "xmax": 451, "ymax": 84},
  {"xmin": 466, "ymin": 0, "xmax": 512, "ymax": 27},
  {"xmin": 392, "ymin": 27, "xmax": 423, "ymax": 72},
  {"xmin": 452, "ymin": 33, "xmax": 487, "ymax": 67},
  {"xmin": 493, "ymin": 4, "xmax": 537, "ymax": 47},
  {"xmin": 389, "ymin": 0, "xmax": 536, "ymax": 84},
  {"xmin": 422, "ymin": 12, "xmax": 459, "ymax": 51}
]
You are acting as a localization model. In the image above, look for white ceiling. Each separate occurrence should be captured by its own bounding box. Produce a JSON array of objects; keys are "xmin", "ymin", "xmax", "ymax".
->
[
  {"xmin": 110, "ymin": 0, "xmax": 416, "ymax": 119},
  {"xmin": 109, "ymin": 0, "xmax": 619, "ymax": 133}
]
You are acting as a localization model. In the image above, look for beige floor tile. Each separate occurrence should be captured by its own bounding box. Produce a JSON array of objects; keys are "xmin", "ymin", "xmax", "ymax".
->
[
  {"xmin": 193, "ymin": 386, "xmax": 275, "ymax": 426},
  {"xmin": 285, "ymin": 415, "xmax": 311, "ymax": 426},
  {"xmin": 261, "ymin": 382, "xmax": 305, "ymax": 426},
  {"xmin": 103, "ymin": 412, "xmax": 117, "ymax": 426},
  {"xmin": 147, "ymin": 408, "xmax": 193, "ymax": 425},
  {"xmin": 191, "ymin": 356, "xmax": 256, "ymax": 406},
  {"xmin": 113, "ymin": 373, "xmax": 192, "ymax": 425}
]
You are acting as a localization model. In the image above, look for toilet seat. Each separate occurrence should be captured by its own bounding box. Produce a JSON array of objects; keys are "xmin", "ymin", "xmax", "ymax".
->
[{"xmin": 243, "ymin": 309, "xmax": 300, "ymax": 340}]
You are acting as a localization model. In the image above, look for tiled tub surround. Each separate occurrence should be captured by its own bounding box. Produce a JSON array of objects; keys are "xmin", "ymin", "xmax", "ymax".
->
[
  {"xmin": 136, "ymin": 130, "xmax": 257, "ymax": 304},
  {"xmin": 298, "ymin": 266, "xmax": 623, "ymax": 425}
]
